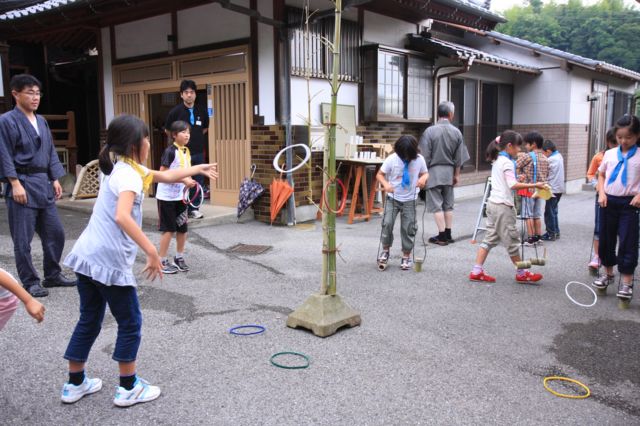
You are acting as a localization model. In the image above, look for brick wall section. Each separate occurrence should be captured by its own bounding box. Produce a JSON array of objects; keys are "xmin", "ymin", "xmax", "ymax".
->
[
  {"xmin": 251, "ymin": 125, "xmax": 323, "ymax": 224},
  {"xmin": 356, "ymin": 122, "xmax": 427, "ymax": 144},
  {"xmin": 513, "ymin": 123, "xmax": 589, "ymax": 183}
]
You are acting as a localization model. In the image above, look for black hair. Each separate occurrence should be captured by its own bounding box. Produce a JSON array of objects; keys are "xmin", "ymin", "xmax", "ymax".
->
[
  {"xmin": 486, "ymin": 130, "xmax": 523, "ymax": 162},
  {"xmin": 99, "ymin": 115, "xmax": 150, "ymax": 175},
  {"xmin": 170, "ymin": 120, "xmax": 190, "ymax": 136},
  {"xmin": 179, "ymin": 79, "xmax": 197, "ymax": 93},
  {"xmin": 524, "ymin": 131, "xmax": 544, "ymax": 149},
  {"xmin": 10, "ymin": 74, "xmax": 42, "ymax": 92},
  {"xmin": 542, "ymin": 139, "xmax": 556, "ymax": 152},
  {"xmin": 394, "ymin": 135, "xmax": 419, "ymax": 162},
  {"xmin": 614, "ymin": 114, "xmax": 640, "ymax": 142},
  {"xmin": 605, "ymin": 128, "xmax": 617, "ymax": 148}
]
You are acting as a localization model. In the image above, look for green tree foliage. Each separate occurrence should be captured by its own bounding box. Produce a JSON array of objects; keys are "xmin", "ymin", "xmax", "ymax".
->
[{"xmin": 497, "ymin": 0, "xmax": 640, "ymax": 72}]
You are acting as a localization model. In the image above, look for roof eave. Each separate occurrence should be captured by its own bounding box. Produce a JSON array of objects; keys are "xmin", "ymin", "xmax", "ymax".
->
[{"xmin": 434, "ymin": 0, "xmax": 506, "ymax": 24}]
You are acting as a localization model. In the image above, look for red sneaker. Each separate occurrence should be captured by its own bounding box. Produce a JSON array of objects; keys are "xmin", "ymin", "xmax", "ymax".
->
[
  {"xmin": 469, "ymin": 271, "xmax": 496, "ymax": 283},
  {"xmin": 516, "ymin": 270, "xmax": 543, "ymax": 283}
]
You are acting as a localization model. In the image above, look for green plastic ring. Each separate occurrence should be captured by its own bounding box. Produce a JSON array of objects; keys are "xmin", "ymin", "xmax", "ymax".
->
[{"xmin": 270, "ymin": 351, "xmax": 310, "ymax": 369}]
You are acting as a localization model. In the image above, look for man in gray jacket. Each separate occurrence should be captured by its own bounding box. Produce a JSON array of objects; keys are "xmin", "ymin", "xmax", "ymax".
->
[{"xmin": 419, "ymin": 101, "xmax": 468, "ymax": 246}]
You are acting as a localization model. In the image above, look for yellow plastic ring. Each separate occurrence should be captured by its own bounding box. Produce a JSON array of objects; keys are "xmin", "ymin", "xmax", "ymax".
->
[{"xmin": 543, "ymin": 376, "xmax": 591, "ymax": 399}]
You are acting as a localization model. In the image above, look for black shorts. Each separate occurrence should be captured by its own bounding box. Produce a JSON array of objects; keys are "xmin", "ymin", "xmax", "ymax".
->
[{"xmin": 157, "ymin": 200, "xmax": 188, "ymax": 233}]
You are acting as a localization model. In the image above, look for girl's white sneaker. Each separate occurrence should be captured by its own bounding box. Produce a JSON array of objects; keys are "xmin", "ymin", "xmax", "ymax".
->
[
  {"xmin": 61, "ymin": 377, "xmax": 103, "ymax": 403},
  {"xmin": 113, "ymin": 377, "xmax": 161, "ymax": 407}
]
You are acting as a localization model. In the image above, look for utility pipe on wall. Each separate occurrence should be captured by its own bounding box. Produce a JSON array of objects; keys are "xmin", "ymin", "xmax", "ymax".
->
[{"xmin": 432, "ymin": 56, "xmax": 474, "ymax": 114}]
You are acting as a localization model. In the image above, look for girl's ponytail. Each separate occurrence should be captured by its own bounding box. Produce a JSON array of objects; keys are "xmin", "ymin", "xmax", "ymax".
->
[
  {"xmin": 98, "ymin": 143, "xmax": 114, "ymax": 175},
  {"xmin": 485, "ymin": 139, "xmax": 500, "ymax": 163},
  {"xmin": 99, "ymin": 114, "xmax": 150, "ymax": 175},
  {"xmin": 486, "ymin": 130, "xmax": 523, "ymax": 163}
]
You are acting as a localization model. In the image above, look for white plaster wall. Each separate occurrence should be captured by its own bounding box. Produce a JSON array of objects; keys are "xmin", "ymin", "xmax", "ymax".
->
[
  {"xmin": 513, "ymin": 68, "xmax": 571, "ymax": 125},
  {"xmin": 177, "ymin": 1, "xmax": 250, "ymax": 49},
  {"xmin": 363, "ymin": 11, "xmax": 415, "ymax": 48},
  {"xmin": 290, "ymin": 77, "xmax": 358, "ymax": 126},
  {"xmin": 101, "ymin": 27, "xmax": 115, "ymax": 125},
  {"xmin": 568, "ymin": 68, "xmax": 592, "ymax": 124},
  {"xmin": 258, "ymin": 0, "xmax": 276, "ymax": 125},
  {"xmin": 115, "ymin": 14, "xmax": 171, "ymax": 59}
]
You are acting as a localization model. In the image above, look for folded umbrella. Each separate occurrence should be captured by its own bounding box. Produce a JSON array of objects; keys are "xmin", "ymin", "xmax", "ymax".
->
[
  {"xmin": 270, "ymin": 177, "xmax": 294, "ymax": 224},
  {"xmin": 237, "ymin": 177, "xmax": 265, "ymax": 218}
]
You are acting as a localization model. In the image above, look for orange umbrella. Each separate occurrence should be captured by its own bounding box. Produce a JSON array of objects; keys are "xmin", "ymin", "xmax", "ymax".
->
[{"xmin": 270, "ymin": 177, "xmax": 294, "ymax": 224}]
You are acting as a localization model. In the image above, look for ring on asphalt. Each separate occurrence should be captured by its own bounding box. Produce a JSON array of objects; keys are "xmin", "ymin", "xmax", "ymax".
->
[
  {"xmin": 273, "ymin": 144, "xmax": 311, "ymax": 174},
  {"xmin": 229, "ymin": 325, "xmax": 266, "ymax": 336},
  {"xmin": 270, "ymin": 351, "xmax": 310, "ymax": 369},
  {"xmin": 565, "ymin": 281, "xmax": 597, "ymax": 308},
  {"xmin": 543, "ymin": 376, "xmax": 591, "ymax": 399}
]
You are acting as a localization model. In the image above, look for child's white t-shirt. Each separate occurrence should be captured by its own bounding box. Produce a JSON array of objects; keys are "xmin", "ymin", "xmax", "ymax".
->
[
  {"xmin": 598, "ymin": 147, "xmax": 640, "ymax": 197},
  {"xmin": 379, "ymin": 153, "xmax": 428, "ymax": 202},
  {"xmin": 488, "ymin": 155, "xmax": 518, "ymax": 206}
]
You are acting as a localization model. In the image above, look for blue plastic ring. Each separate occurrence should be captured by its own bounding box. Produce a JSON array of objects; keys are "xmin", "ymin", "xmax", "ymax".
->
[{"xmin": 229, "ymin": 324, "xmax": 266, "ymax": 336}]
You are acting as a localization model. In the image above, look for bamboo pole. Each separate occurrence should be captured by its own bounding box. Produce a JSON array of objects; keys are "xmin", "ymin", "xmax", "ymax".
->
[{"xmin": 321, "ymin": 0, "xmax": 341, "ymax": 296}]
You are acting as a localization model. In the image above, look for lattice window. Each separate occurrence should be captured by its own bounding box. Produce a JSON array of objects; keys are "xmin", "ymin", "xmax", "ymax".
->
[{"xmin": 288, "ymin": 7, "xmax": 361, "ymax": 82}]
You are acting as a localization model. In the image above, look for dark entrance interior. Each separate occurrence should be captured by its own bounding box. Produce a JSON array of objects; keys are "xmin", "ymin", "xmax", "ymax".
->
[{"xmin": 148, "ymin": 88, "xmax": 208, "ymax": 171}]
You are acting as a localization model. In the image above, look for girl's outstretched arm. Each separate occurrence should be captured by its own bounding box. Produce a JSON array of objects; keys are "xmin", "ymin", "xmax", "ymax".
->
[
  {"xmin": 115, "ymin": 191, "xmax": 163, "ymax": 281},
  {"xmin": 0, "ymin": 269, "xmax": 44, "ymax": 322},
  {"xmin": 151, "ymin": 163, "xmax": 218, "ymax": 184}
]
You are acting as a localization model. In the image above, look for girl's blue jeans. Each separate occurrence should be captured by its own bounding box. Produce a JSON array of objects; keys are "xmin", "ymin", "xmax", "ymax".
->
[{"xmin": 64, "ymin": 273, "xmax": 142, "ymax": 363}]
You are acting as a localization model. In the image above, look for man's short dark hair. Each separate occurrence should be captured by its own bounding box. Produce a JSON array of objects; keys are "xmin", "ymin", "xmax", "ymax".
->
[
  {"xmin": 524, "ymin": 131, "xmax": 544, "ymax": 149},
  {"xmin": 180, "ymin": 79, "xmax": 197, "ymax": 93},
  {"xmin": 437, "ymin": 101, "xmax": 454, "ymax": 118},
  {"xmin": 10, "ymin": 74, "xmax": 42, "ymax": 92},
  {"xmin": 542, "ymin": 139, "xmax": 556, "ymax": 152}
]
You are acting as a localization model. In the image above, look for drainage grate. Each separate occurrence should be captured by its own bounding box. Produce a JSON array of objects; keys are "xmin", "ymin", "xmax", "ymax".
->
[{"xmin": 227, "ymin": 243, "xmax": 272, "ymax": 255}]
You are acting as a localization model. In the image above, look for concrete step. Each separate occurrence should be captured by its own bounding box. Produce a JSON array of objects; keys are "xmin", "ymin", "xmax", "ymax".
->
[{"xmin": 56, "ymin": 196, "xmax": 253, "ymax": 228}]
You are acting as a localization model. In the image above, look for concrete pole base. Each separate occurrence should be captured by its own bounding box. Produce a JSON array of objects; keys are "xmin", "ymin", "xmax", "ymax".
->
[{"xmin": 286, "ymin": 293, "xmax": 361, "ymax": 337}]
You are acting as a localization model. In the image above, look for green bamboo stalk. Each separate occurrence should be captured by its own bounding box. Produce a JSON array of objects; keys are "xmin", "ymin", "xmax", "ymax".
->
[{"xmin": 321, "ymin": 0, "xmax": 341, "ymax": 296}]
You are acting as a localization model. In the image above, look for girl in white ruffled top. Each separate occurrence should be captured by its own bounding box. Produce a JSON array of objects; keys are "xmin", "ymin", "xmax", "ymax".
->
[{"xmin": 60, "ymin": 114, "xmax": 218, "ymax": 407}]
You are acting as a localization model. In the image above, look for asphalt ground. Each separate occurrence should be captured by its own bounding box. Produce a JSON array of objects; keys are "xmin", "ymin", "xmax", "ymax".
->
[{"xmin": 1, "ymin": 191, "xmax": 639, "ymax": 425}]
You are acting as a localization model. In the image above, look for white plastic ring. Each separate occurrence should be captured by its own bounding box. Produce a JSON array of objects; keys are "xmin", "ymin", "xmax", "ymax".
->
[
  {"xmin": 182, "ymin": 183, "xmax": 204, "ymax": 209},
  {"xmin": 273, "ymin": 144, "xmax": 311, "ymax": 174},
  {"xmin": 565, "ymin": 281, "xmax": 597, "ymax": 308}
]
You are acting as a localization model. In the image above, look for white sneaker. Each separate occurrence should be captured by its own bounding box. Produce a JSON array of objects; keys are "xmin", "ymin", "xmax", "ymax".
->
[
  {"xmin": 113, "ymin": 377, "xmax": 161, "ymax": 407},
  {"xmin": 188, "ymin": 210, "xmax": 204, "ymax": 219},
  {"xmin": 61, "ymin": 377, "xmax": 103, "ymax": 403}
]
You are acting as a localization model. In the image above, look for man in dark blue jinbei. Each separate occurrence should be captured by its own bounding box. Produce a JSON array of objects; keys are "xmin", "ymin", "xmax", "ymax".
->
[{"xmin": 0, "ymin": 74, "xmax": 75, "ymax": 297}]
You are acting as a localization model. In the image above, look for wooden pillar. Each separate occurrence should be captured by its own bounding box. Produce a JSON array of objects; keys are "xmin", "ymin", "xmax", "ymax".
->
[{"xmin": 0, "ymin": 41, "xmax": 11, "ymax": 113}]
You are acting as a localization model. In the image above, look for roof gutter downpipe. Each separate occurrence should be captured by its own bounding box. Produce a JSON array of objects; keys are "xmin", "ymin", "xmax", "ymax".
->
[
  {"xmin": 278, "ymin": 25, "xmax": 296, "ymax": 226},
  {"xmin": 433, "ymin": 56, "xmax": 474, "ymax": 117}
]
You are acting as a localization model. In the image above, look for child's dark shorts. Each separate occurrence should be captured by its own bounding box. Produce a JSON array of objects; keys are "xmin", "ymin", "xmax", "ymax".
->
[{"xmin": 157, "ymin": 199, "xmax": 188, "ymax": 233}]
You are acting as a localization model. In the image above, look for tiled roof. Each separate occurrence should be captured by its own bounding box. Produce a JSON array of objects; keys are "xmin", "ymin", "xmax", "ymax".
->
[
  {"xmin": 487, "ymin": 31, "xmax": 640, "ymax": 81},
  {"xmin": 437, "ymin": 0, "xmax": 506, "ymax": 23},
  {"xmin": 407, "ymin": 34, "xmax": 541, "ymax": 75},
  {"xmin": 0, "ymin": 0, "xmax": 78, "ymax": 21}
]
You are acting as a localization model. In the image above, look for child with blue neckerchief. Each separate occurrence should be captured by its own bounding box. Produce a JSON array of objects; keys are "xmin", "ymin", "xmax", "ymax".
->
[
  {"xmin": 593, "ymin": 115, "xmax": 640, "ymax": 299},
  {"xmin": 470, "ymin": 131, "xmax": 547, "ymax": 284},
  {"xmin": 376, "ymin": 135, "xmax": 428, "ymax": 270}
]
